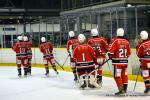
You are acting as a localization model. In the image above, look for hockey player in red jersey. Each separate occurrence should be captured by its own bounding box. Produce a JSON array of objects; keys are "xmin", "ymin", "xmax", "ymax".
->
[
  {"xmin": 66, "ymin": 31, "xmax": 79, "ymax": 81},
  {"xmin": 12, "ymin": 36, "xmax": 28, "ymax": 77},
  {"xmin": 88, "ymin": 28, "xmax": 109, "ymax": 86},
  {"xmin": 23, "ymin": 36, "xmax": 32, "ymax": 75},
  {"xmin": 73, "ymin": 34, "xmax": 98, "ymax": 88},
  {"xmin": 136, "ymin": 31, "xmax": 150, "ymax": 94},
  {"xmin": 39, "ymin": 37, "xmax": 58, "ymax": 76},
  {"xmin": 108, "ymin": 28, "xmax": 131, "ymax": 95}
]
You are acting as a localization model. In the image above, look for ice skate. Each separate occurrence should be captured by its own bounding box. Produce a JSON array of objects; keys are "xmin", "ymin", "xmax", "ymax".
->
[
  {"xmin": 45, "ymin": 71, "xmax": 49, "ymax": 77},
  {"xmin": 144, "ymin": 88, "xmax": 150, "ymax": 94},
  {"xmin": 17, "ymin": 67, "xmax": 22, "ymax": 77},
  {"xmin": 18, "ymin": 73, "xmax": 22, "ymax": 77},
  {"xmin": 115, "ymin": 86, "xmax": 126, "ymax": 96},
  {"xmin": 80, "ymin": 83, "xmax": 86, "ymax": 89},
  {"xmin": 97, "ymin": 75, "xmax": 102, "ymax": 87},
  {"xmin": 27, "ymin": 66, "xmax": 32, "ymax": 76},
  {"xmin": 55, "ymin": 70, "xmax": 59, "ymax": 75},
  {"xmin": 88, "ymin": 83, "xmax": 95, "ymax": 88}
]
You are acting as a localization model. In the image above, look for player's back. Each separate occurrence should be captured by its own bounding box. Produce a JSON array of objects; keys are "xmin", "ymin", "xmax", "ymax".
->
[
  {"xmin": 88, "ymin": 37, "xmax": 108, "ymax": 55},
  {"xmin": 13, "ymin": 41, "xmax": 27, "ymax": 57},
  {"xmin": 110, "ymin": 38, "xmax": 131, "ymax": 59},
  {"xmin": 73, "ymin": 44, "xmax": 94, "ymax": 62},
  {"xmin": 40, "ymin": 42, "xmax": 53, "ymax": 55},
  {"xmin": 137, "ymin": 40, "xmax": 150, "ymax": 58},
  {"xmin": 67, "ymin": 38, "xmax": 78, "ymax": 50}
]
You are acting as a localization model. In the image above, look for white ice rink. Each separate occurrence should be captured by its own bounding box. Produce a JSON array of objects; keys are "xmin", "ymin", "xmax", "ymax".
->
[{"xmin": 0, "ymin": 67, "xmax": 150, "ymax": 100}]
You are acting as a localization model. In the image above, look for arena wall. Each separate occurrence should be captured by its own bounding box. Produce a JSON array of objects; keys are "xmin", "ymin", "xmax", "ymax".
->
[
  {"xmin": 0, "ymin": 24, "xmax": 60, "ymax": 35},
  {"xmin": 0, "ymin": 48, "xmax": 140, "ymax": 75}
]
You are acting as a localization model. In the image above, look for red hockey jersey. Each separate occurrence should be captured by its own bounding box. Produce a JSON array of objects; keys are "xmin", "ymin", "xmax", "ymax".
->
[
  {"xmin": 109, "ymin": 37, "xmax": 117, "ymax": 45},
  {"xmin": 25, "ymin": 41, "xmax": 32, "ymax": 59},
  {"xmin": 12, "ymin": 41, "xmax": 27, "ymax": 58},
  {"xmin": 66, "ymin": 38, "xmax": 78, "ymax": 57},
  {"xmin": 73, "ymin": 44, "xmax": 95, "ymax": 69},
  {"xmin": 136, "ymin": 40, "xmax": 150, "ymax": 67},
  {"xmin": 108, "ymin": 38, "xmax": 131, "ymax": 67},
  {"xmin": 39, "ymin": 42, "xmax": 53, "ymax": 59},
  {"xmin": 88, "ymin": 37, "xmax": 109, "ymax": 57}
]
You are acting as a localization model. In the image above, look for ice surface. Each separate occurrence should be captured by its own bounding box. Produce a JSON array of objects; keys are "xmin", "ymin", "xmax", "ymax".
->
[{"xmin": 0, "ymin": 67, "xmax": 149, "ymax": 100}]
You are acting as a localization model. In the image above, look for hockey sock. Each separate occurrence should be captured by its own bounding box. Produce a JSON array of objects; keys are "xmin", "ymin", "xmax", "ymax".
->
[
  {"xmin": 28, "ymin": 66, "xmax": 31, "ymax": 74},
  {"xmin": 123, "ymin": 84, "xmax": 128, "ymax": 92},
  {"xmin": 114, "ymin": 77, "xmax": 123, "ymax": 88},
  {"xmin": 144, "ymin": 79, "xmax": 150, "ymax": 89},
  {"xmin": 73, "ymin": 70, "xmax": 77, "ymax": 80},
  {"xmin": 24, "ymin": 67, "xmax": 28, "ymax": 76},
  {"xmin": 17, "ymin": 67, "xmax": 22, "ymax": 76},
  {"xmin": 97, "ymin": 75, "xmax": 102, "ymax": 82},
  {"xmin": 45, "ymin": 67, "xmax": 49, "ymax": 75},
  {"xmin": 52, "ymin": 65, "xmax": 59, "ymax": 74}
]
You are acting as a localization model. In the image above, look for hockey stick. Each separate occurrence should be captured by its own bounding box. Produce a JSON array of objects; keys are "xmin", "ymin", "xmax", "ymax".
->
[
  {"xmin": 87, "ymin": 59, "xmax": 110, "ymax": 88},
  {"xmin": 54, "ymin": 59, "xmax": 64, "ymax": 70},
  {"xmin": 133, "ymin": 66, "xmax": 141, "ymax": 92},
  {"xmin": 89, "ymin": 59, "xmax": 110, "ymax": 75},
  {"xmin": 53, "ymin": 50, "xmax": 66, "ymax": 70},
  {"xmin": 61, "ymin": 54, "xmax": 70, "ymax": 67}
]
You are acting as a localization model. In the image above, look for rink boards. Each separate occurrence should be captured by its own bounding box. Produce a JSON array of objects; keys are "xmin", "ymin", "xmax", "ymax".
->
[{"xmin": 0, "ymin": 48, "xmax": 143, "ymax": 82}]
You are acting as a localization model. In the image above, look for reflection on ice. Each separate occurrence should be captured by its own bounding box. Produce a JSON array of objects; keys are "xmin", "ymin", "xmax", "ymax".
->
[{"xmin": 0, "ymin": 67, "xmax": 149, "ymax": 100}]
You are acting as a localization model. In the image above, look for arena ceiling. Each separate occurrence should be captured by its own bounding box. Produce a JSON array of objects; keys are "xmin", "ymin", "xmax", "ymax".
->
[{"xmin": 0, "ymin": 0, "xmax": 61, "ymax": 24}]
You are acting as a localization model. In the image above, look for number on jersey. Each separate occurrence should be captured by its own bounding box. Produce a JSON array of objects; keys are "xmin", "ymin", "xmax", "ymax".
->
[
  {"xmin": 46, "ymin": 49, "xmax": 50, "ymax": 54},
  {"xmin": 20, "ymin": 48, "xmax": 25, "ymax": 53},
  {"xmin": 82, "ymin": 53, "xmax": 85, "ymax": 61},
  {"xmin": 119, "ymin": 48, "xmax": 127, "ymax": 58}
]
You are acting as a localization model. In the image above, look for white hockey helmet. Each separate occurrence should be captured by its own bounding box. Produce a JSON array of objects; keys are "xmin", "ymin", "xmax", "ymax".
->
[
  {"xmin": 17, "ymin": 36, "xmax": 23, "ymax": 41},
  {"xmin": 69, "ymin": 31, "xmax": 75, "ymax": 38},
  {"xmin": 78, "ymin": 34, "xmax": 86, "ymax": 43},
  {"xmin": 23, "ymin": 36, "xmax": 28, "ymax": 41},
  {"xmin": 140, "ymin": 31, "xmax": 148, "ymax": 40},
  {"xmin": 91, "ymin": 28, "xmax": 99, "ymax": 36},
  {"xmin": 117, "ymin": 28, "xmax": 124, "ymax": 37},
  {"xmin": 41, "ymin": 37, "xmax": 46, "ymax": 42}
]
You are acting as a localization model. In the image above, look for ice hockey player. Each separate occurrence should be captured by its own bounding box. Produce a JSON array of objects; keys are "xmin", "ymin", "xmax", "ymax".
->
[
  {"xmin": 73, "ymin": 34, "xmax": 98, "ymax": 89},
  {"xmin": 39, "ymin": 37, "xmax": 59, "ymax": 76},
  {"xmin": 136, "ymin": 31, "xmax": 150, "ymax": 94},
  {"xmin": 108, "ymin": 28, "xmax": 131, "ymax": 95},
  {"xmin": 12, "ymin": 35, "xmax": 28, "ymax": 77},
  {"xmin": 88, "ymin": 28, "xmax": 109, "ymax": 86},
  {"xmin": 23, "ymin": 36, "xmax": 32, "ymax": 75},
  {"xmin": 66, "ymin": 31, "xmax": 79, "ymax": 81}
]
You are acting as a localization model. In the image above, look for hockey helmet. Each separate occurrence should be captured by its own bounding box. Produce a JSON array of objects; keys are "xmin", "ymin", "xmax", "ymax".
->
[
  {"xmin": 23, "ymin": 36, "xmax": 28, "ymax": 41},
  {"xmin": 41, "ymin": 37, "xmax": 46, "ymax": 42},
  {"xmin": 117, "ymin": 28, "xmax": 124, "ymax": 37},
  {"xmin": 140, "ymin": 31, "xmax": 148, "ymax": 40},
  {"xmin": 69, "ymin": 31, "xmax": 75, "ymax": 38},
  {"xmin": 78, "ymin": 34, "xmax": 86, "ymax": 43},
  {"xmin": 91, "ymin": 28, "xmax": 99, "ymax": 37},
  {"xmin": 17, "ymin": 36, "xmax": 23, "ymax": 41}
]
